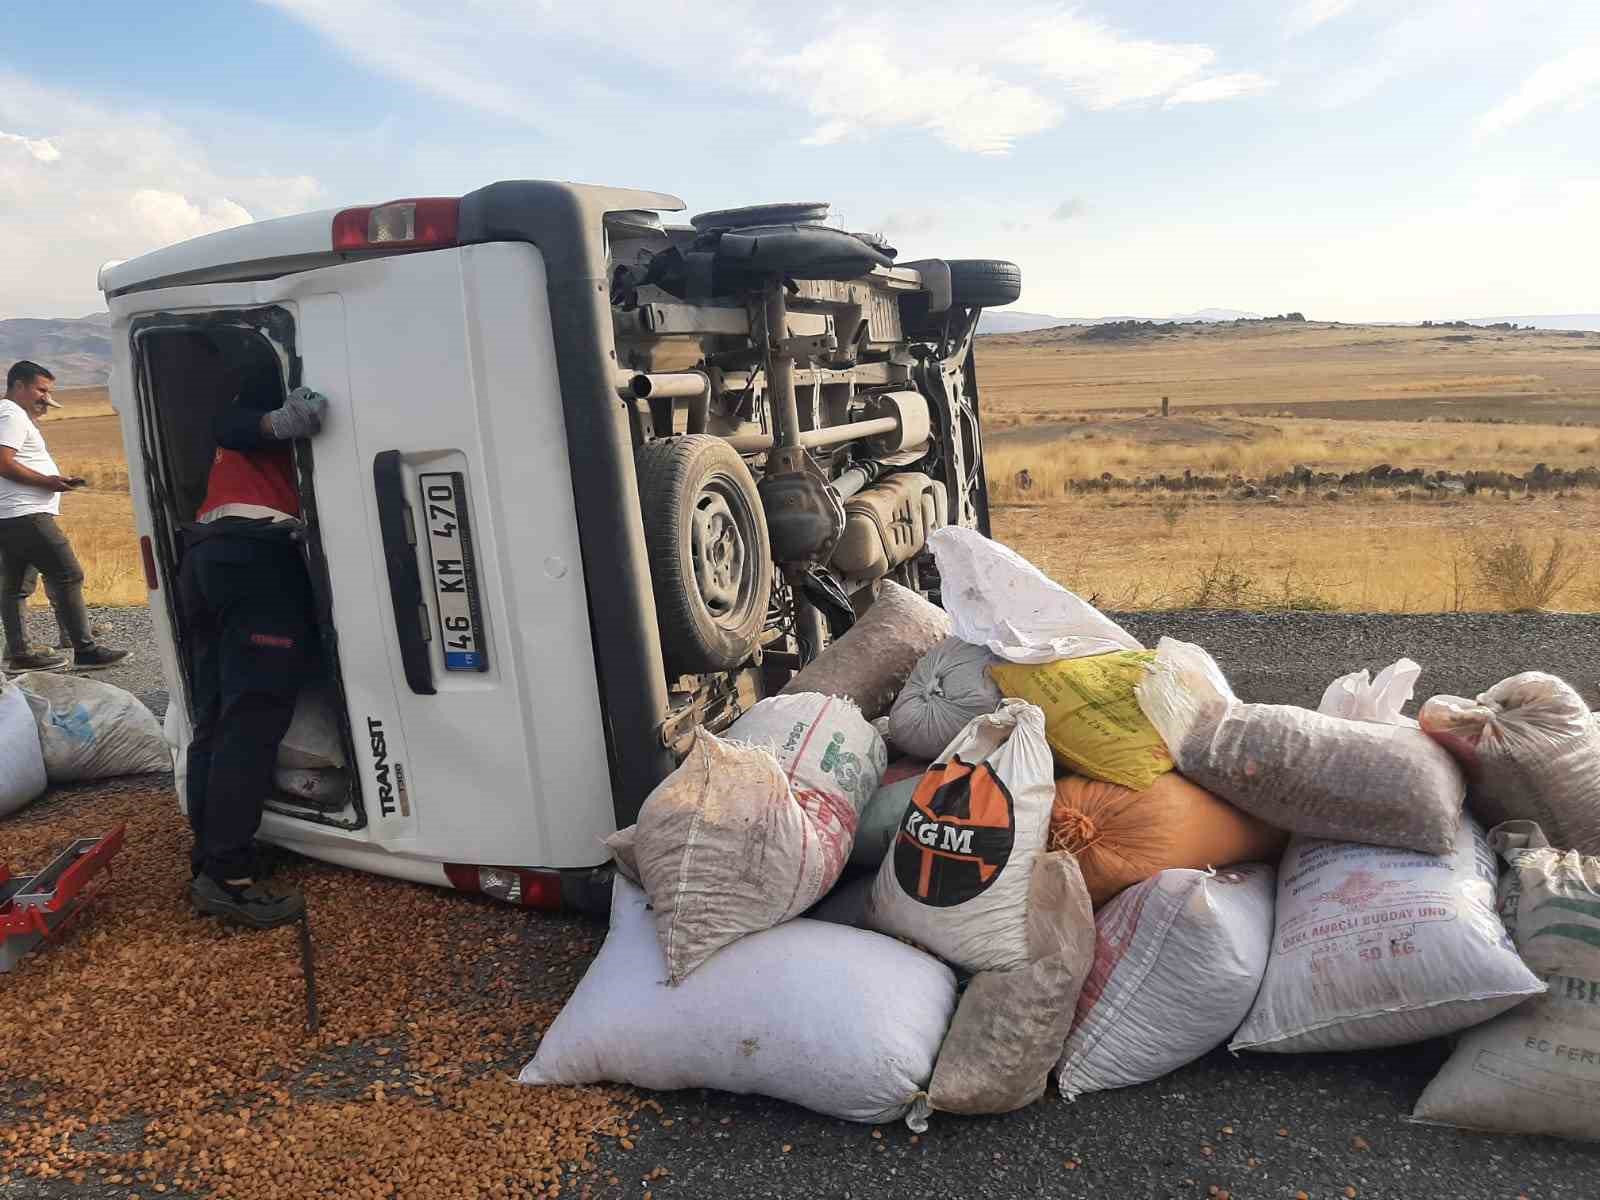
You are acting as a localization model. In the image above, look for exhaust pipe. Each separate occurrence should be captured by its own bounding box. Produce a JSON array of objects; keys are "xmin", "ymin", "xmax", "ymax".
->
[{"xmin": 618, "ymin": 371, "xmax": 711, "ymax": 435}]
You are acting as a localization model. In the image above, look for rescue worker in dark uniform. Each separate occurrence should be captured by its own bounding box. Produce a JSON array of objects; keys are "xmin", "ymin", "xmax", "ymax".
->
[{"xmin": 182, "ymin": 362, "xmax": 327, "ymax": 929}]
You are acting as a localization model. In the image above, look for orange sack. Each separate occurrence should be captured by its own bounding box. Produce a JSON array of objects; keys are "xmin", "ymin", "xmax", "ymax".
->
[{"xmin": 1050, "ymin": 772, "xmax": 1289, "ymax": 908}]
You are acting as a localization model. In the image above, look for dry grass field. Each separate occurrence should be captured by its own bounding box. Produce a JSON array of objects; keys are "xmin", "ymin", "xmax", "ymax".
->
[
  {"xmin": 21, "ymin": 325, "xmax": 1600, "ymax": 613},
  {"xmin": 990, "ymin": 490, "xmax": 1599, "ymax": 614},
  {"xmin": 975, "ymin": 320, "xmax": 1600, "ymax": 420},
  {"xmin": 26, "ymin": 392, "xmax": 144, "ymax": 607},
  {"xmin": 977, "ymin": 320, "xmax": 1600, "ymax": 613}
]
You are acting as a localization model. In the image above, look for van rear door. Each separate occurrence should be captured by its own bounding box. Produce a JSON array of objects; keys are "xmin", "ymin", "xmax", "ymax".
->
[{"xmin": 277, "ymin": 241, "xmax": 618, "ymax": 870}]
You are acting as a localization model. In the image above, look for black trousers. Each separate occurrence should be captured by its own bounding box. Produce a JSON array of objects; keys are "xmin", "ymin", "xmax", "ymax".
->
[{"xmin": 178, "ymin": 528, "xmax": 318, "ymax": 882}]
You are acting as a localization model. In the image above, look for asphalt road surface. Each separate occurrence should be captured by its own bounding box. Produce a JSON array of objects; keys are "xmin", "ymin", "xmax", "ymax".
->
[{"xmin": 21, "ymin": 604, "xmax": 1600, "ymax": 1199}]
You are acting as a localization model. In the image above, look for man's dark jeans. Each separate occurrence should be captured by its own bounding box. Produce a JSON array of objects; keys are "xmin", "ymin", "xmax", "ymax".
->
[{"xmin": 0, "ymin": 512, "xmax": 93, "ymax": 656}]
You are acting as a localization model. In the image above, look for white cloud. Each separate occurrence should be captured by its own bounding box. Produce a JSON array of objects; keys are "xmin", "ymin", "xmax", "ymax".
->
[
  {"xmin": 0, "ymin": 130, "xmax": 61, "ymax": 162},
  {"xmin": 127, "ymin": 190, "xmax": 255, "ymax": 246},
  {"xmin": 263, "ymin": 0, "xmax": 1271, "ymax": 154},
  {"xmin": 1477, "ymin": 45, "xmax": 1600, "ymax": 135},
  {"xmin": 1001, "ymin": 13, "xmax": 1216, "ymax": 109},
  {"xmin": 772, "ymin": 29, "xmax": 1061, "ymax": 155},
  {"xmin": 1308, "ymin": 2, "xmax": 1600, "ymax": 112},
  {"xmin": 1164, "ymin": 72, "xmax": 1276, "ymax": 107},
  {"xmin": 1286, "ymin": 0, "xmax": 1359, "ymax": 35},
  {"xmin": 0, "ymin": 78, "xmax": 322, "ymax": 316}
]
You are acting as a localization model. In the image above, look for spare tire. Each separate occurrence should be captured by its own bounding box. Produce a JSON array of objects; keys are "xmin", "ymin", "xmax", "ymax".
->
[
  {"xmin": 948, "ymin": 259, "xmax": 1021, "ymax": 308},
  {"xmin": 636, "ymin": 436, "xmax": 773, "ymax": 676}
]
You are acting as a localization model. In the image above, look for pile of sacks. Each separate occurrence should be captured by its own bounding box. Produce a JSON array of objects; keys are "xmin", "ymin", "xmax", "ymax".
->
[
  {"xmin": 0, "ymin": 669, "xmax": 170, "ymax": 816},
  {"xmin": 521, "ymin": 528, "xmax": 1600, "ymax": 1142}
]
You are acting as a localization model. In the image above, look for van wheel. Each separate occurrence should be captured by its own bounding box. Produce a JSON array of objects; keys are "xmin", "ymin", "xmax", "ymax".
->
[
  {"xmin": 948, "ymin": 259, "xmax": 1022, "ymax": 308},
  {"xmin": 637, "ymin": 435, "xmax": 773, "ymax": 676}
]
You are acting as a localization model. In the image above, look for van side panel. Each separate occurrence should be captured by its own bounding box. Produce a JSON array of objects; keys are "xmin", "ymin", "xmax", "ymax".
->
[{"xmin": 458, "ymin": 244, "xmax": 621, "ymax": 861}]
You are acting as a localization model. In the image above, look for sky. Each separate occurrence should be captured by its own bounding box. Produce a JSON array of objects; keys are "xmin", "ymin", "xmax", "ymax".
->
[{"xmin": 1, "ymin": 0, "xmax": 1597, "ymax": 322}]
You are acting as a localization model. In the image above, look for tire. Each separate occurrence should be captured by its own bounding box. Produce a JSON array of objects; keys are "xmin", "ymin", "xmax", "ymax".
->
[
  {"xmin": 636, "ymin": 435, "xmax": 773, "ymax": 676},
  {"xmin": 947, "ymin": 259, "xmax": 1022, "ymax": 308}
]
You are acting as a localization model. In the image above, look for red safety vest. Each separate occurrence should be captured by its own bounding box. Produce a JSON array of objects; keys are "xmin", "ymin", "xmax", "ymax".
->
[{"xmin": 196, "ymin": 445, "xmax": 300, "ymax": 522}]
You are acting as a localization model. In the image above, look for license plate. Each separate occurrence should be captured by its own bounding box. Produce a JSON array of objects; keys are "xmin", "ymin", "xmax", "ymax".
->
[{"xmin": 419, "ymin": 472, "xmax": 488, "ymax": 672}]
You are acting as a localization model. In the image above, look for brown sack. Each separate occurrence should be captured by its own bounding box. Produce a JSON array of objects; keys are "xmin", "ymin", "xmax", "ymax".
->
[
  {"xmin": 1050, "ymin": 773, "xmax": 1289, "ymax": 908},
  {"xmin": 781, "ymin": 581, "xmax": 950, "ymax": 719},
  {"xmin": 925, "ymin": 851, "xmax": 1096, "ymax": 1118}
]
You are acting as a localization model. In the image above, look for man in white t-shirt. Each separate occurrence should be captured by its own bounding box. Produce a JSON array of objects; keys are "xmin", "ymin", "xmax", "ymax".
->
[{"xmin": 0, "ymin": 360, "xmax": 130, "ymax": 671}]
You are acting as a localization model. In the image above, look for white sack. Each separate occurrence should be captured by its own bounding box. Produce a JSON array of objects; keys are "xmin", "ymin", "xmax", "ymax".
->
[
  {"xmin": 867, "ymin": 699, "xmax": 1055, "ymax": 973},
  {"xmin": 520, "ymin": 877, "xmax": 957, "ymax": 1125},
  {"xmin": 927, "ymin": 527, "xmax": 1141, "ymax": 665},
  {"xmin": 727, "ymin": 692, "xmax": 887, "ymax": 820},
  {"xmin": 616, "ymin": 694, "xmax": 885, "ymax": 985},
  {"xmin": 1138, "ymin": 638, "xmax": 1464, "ymax": 855},
  {"xmin": 277, "ymin": 687, "xmax": 345, "ymax": 770},
  {"xmin": 1412, "ymin": 821, "xmax": 1600, "ymax": 1140},
  {"xmin": 1420, "ymin": 673, "xmax": 1600, "ymax": 856},
  {"xmin": 1232, "ymin": 818, "xmax": 1543, "ymax": 1053},
  {"xmin": 888, "ymin": 636, "xmax": 1004, "ymax": 761},
  {"xmin": 1318, "ymin": 658, "xmax": 1422, "ymax": 727},
  {"xmin": 14, "ymin": 672, "xmax": 169, "ymax": 783},
  {"xmin": 0, "ymin": 683, "xmax": 47, "ymax": 816},
  {"xmin": 1058, "ymin": 863, "xmax": 1275, "ymax": 1099}
]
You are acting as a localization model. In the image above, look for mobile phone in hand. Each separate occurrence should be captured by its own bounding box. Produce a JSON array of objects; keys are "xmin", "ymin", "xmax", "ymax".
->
[{"xmin": 64, "ymin": 477, "xmax": 87, "ymax": 489}]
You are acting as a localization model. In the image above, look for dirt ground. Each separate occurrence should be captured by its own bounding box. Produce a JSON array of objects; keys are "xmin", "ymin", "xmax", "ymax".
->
[
  {"xmin": 6, "ymin": 770, "xmax": 1598, "ymax": 1200},
  {"xmin": 9, "ymin": 603, "xmax": 1600, "ymax": 1198}
]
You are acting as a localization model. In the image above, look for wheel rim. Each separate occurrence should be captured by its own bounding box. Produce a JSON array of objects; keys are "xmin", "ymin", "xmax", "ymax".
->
[{"xmin": 690, "ymin": 481, "xmax": 753, "ymax": 627}]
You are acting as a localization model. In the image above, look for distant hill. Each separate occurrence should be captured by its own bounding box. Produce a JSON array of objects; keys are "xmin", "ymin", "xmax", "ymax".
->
[
  {"xmin": 0, "ymin": 314, "xmax": 112, "ymax": 387},
  {"xmin": 1465, "ymin": 314, "xmax": 1600, "ymax": 332},
  {"xmin": 978, "ymin": 307, "xmax": 1262, "ymax": 334}
]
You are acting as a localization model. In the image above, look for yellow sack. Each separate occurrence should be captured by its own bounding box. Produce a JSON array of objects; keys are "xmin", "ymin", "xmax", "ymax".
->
[{"xmin": 990, "ymin": 651, "xmax": 1173, "ymax": 790}]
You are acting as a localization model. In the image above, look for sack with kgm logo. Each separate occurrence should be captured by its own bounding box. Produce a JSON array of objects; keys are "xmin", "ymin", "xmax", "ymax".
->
[
  {"xmin": 1410, "ymin": 820, "xmax": 1600, "ymax": 1140},
  {"xmin": 867, "ymin": 699, "xmax": 1056, "ymax": 973}
]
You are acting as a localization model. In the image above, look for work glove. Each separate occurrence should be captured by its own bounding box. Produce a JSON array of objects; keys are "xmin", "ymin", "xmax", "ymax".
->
[{"xmin": 265, "ymin": 386, "xmax": 328, "ymax": 440}]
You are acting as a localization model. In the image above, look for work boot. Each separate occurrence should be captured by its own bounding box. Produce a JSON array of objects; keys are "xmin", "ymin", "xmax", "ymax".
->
[
  {"xmin": 3, "ymin": 646, "xmax": 69, "ymax": 672},
  {"xmin": 190, "ymin": 875, "xmax": 306, "ymax": 930},
  {"xmin": 72, "ymin": 645, "xmax": 131, "ymax": 670},
  {"xmin": 57, "ymin": 621, "xmax": 112, "ymax": 650}
]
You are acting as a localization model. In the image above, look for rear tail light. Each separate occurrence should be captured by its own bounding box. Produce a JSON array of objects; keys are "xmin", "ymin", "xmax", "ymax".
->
[
  {"xmin": 140, "ymin": 536, "xmax": 159, "ymax": 591},
  {"xmin": 444, "ymin": 863, "xmax": 564, "ymax": 911},
  {"xmin": 332, "ymin": 197, "xmax": 460, "ymax": 252}
]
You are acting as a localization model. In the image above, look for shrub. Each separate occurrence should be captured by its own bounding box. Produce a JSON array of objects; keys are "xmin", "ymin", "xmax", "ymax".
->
[
  {"xmin": 1468, "ymin": 535, "xmax": 1583, "ymax": 611},
  {"xmin": 1182, "ymin": 552, "xmax": 1259, "ymax": 609},
  {"xmin": 1155, "ymin": 497, "xmax": 1187, "ymax": 535}
]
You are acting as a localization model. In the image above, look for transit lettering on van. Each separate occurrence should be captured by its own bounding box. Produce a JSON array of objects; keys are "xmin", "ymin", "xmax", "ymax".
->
[{"xmin": 367, "ymin": 718, "xmax": 407, "ymax": 819}]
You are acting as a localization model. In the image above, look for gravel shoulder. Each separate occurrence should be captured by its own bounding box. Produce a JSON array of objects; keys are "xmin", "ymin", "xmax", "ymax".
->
[{"xmin": 9, "ymin": 602, "xmax": 1600, "ymax": 1199}]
